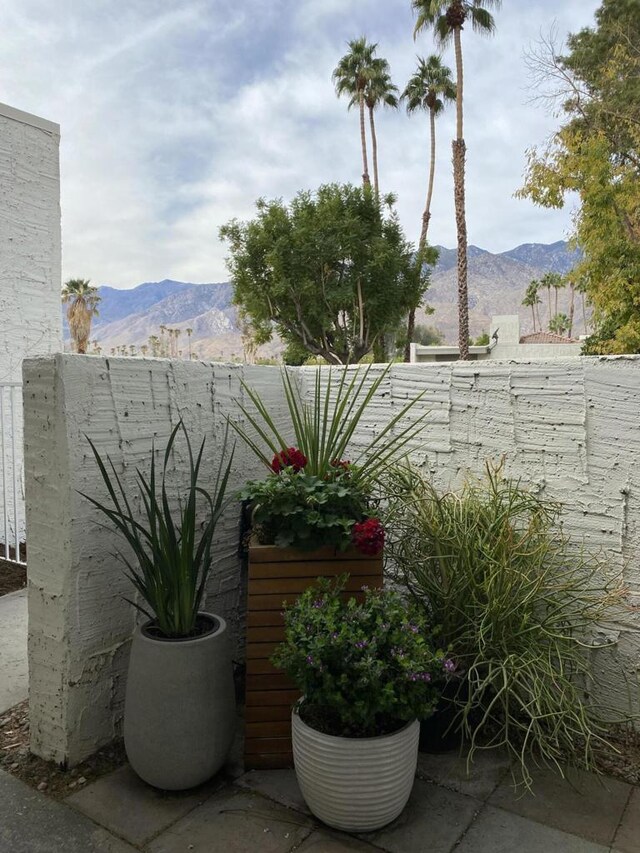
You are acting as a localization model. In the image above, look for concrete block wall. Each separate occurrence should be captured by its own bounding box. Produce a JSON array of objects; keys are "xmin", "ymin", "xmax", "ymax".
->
[
  {"xmin": 23, "ymin": 354, "xmax": 290, "ymax": 765},
  {"xmin": 23, "ymin": 354, "xmax": 640, "ymax": 765}
]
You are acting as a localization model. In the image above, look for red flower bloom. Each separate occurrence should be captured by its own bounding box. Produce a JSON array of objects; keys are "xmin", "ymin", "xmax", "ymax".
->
[
  {"xmin": 330, "ymin": 458, "xmax": 351, "ymax": 472},
  {"xmin": 352, "ymin": 518, "xmax": 385, "ymax": 556},
  {"xmin": 271, "ymin": 447, "xmax": 308, "ymax": 474}
]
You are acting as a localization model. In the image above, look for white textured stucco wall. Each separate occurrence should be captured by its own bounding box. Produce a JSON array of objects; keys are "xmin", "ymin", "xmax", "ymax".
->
[
  {"xmin": 23, "ymin": 355, "xmax": 640, "ymax": 765},
  {"xmin": 23, "ymin": 354, "xmax": 290, "ymax": 765},
  {"xmin": 300, "ymin": 358, "xmax": 640, "ymax": 716},
  {"xmin": 0, "ymin": 102, "xmax": 62, "ymax": 383},
  {"xmin": 0, "ymin": 102, "xmax": 61, "ymax": 549}
]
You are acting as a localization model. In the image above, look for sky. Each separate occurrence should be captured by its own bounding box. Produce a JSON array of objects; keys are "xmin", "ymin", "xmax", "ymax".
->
[{"xmin": 0, "ymin": 0, "xmax": 600, "ymax": 289}]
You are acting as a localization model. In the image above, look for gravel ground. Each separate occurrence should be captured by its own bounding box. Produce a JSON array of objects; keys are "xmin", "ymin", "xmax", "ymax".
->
[{"xmin": 0, "ymin": 701, "xmax": 126, "ymax": 798}]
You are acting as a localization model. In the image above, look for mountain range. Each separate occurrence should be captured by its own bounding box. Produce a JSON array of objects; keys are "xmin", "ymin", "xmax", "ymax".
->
[{"xmin": 68, "ymin": 240, "xmax": 583, "ymax": 359}]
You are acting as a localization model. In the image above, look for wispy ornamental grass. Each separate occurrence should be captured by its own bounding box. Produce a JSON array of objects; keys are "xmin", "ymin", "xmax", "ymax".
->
[
  {"xmin": 385, "ymin": 460, "xmax": 626, "ymax": 788},
  {"xmin": 83, "ymin": 421, "xmax": 234, "ymax": 638}
]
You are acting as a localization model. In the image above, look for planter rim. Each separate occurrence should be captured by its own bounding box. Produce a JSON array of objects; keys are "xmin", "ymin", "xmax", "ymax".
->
[
  {"xmin": 249, "ymin": 540, "xmax": 377, "ymax": 562},
  {"xmin": 293, "ymin": 703, "xmax": 416, "ymax": 744},
  {"xmin": 135, "ymin": 611, "xmax": 226, "ymax": 647}
]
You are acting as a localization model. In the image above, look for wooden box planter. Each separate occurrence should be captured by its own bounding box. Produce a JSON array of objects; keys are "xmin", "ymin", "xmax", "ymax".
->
[{"xmin": 244, "ymin": 542, "xmax": 383, "ymax": 770}]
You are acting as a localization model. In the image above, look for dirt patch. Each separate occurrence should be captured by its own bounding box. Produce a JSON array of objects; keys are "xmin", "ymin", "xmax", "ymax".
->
[
  {"xmin": 0, "ymin": 701, "xmax": 126, "ymax": 798},
  {"xmin": 593, "ymin": 725, "xmax": 640, "ymax": 787},
  {"xmin": 0, "ymin": 560, "xmax": 26, "ymax": 596}
]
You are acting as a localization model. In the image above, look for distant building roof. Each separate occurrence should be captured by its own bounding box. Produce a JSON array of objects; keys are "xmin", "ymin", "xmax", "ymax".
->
[{"xmin": 519, "ymin": 332, "xmax": 580, "ymax": 344}]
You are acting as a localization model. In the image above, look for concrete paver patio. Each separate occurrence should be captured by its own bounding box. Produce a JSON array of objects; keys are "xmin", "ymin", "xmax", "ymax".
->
[{"xmin": 1, "ymin": 746, "xmax": 638, "ymax": 852}]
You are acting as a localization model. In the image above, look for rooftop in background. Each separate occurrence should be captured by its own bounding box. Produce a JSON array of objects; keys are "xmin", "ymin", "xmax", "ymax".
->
[
  {"xmin": 410, "ymin": 315, "xmax": 583, "ymax": 363},
  {"xmin": 520, "ymin": 331, "xmax": 580, "ymax": 345}
]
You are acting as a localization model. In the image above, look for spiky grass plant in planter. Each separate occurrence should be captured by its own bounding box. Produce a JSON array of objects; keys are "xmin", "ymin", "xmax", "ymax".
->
[
  {"xmin": 232, "ymin": 365, "xmax": 429, "ymax": 768},
  {"xmin": 84, "ymin": 422, "xmax": 236, "ymax": 790},
  {"xmin": 273, "ymin": 575, "xmax": 451, "ymax": 832},
  {"xmin": 385, "ymin": 460, "xmax": 625, "ymax": 788}
]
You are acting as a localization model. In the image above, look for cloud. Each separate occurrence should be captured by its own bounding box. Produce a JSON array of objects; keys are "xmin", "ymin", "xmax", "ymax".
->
[{"xmin": 0, "ymin": 0, "xmax": 599, "ymax": 288}]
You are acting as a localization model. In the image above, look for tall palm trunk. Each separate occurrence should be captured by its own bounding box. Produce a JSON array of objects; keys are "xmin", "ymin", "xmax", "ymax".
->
[
  {"xmin": 546, "ymin": 287, "xmax": 552, "ymax": 326},
  {"xmin": 568, "ymin": 284, "xmax": 575, "ymax": 338},
  {"xmin": 530, "ymin": 305, "xmax": 536, "ymax": 332},
  {"xmin": 582, "ymin": 293, "xmax": 588, "ymax": 332},
  {"xmin": 554, "ymin": 288, "xmax": 559, "ymax": 316},
  {"xmin": 404, "ymin": 107, "xmax": 437, "ymax": 363},
  {"xmin": 452, "ymin": 26, "xmax": 469, "ymax": 360},
  {"xmin": 368, "ymin": 106, "xmax": 379, "ymax": 196},
  {"xmin": 359, "ymin": 91, "xmax": 370, "ymax": 186}
]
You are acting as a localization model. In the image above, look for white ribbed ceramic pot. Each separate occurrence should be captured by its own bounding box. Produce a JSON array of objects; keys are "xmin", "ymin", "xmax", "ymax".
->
[{"xmin": 291, "ymin": 708, "xmax": 419, "ymax": 832}]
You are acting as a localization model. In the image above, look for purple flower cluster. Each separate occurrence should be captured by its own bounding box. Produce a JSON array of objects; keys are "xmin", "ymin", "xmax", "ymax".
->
[
  {"xmin": 443, "ymin": 658, "xmax": 457, "ymax": 673},
  {"xmin": 312, "ymin": 599, "xmax": 325, "ymax": 609},
  {"xmin": 355, "ymin": 640, "xmax": 369, "ymax": 650},
  {"xmin": 408, "ymin": 671, "xmax": 432, "ymax": 682}
]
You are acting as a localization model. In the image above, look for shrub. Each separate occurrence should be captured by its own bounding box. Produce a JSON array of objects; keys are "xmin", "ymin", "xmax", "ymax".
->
[
  {"xmin": 385, "ymin": 460, "xmax": 624, "ymax": 785},
  {"xmin": 272, "ymin": 575, "xmax": 451, "ymax": 737}
]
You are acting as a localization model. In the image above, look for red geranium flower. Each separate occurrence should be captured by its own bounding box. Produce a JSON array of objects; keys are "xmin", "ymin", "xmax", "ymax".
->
[
  {"xmin": 352, "ymin": 518, "xmax": 385, "ymax": 556},
  {"xmin": 271, "ymin": 447, "xmax": 307, "ymax": 473}
]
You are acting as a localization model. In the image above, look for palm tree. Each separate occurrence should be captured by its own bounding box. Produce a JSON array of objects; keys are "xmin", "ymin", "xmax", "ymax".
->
[
  {"xmin": 61, "ymin": 278, "xmax": 100, "ymax": 354},
  {"xmin": 361, "ymin": 58, "xmax": 399, "ymax": 195},
  {"xmin": 549, "ymin": 313, "xmax": 570, "ymax": 336},
  {"xmin": 575, "ymin": 276, "xmax": 590, "ymax": 334},
  {"xmin": 413, "ymin": 0, "xmax": 500, "ymax": 360},
  {"xmin": 401, "ymin": 54, "xmax": 455, "ymax": 360},
  {"xmin": 186, "ymin": 328, "xmax": 193, "ymax": 359},
  {"xmin": 332, "ymin": 37, "xmax": 378, "ymax": 187},
  {"xmin": 566, "ymin": 280, "xmax": 575, "ymax": 338},
  {"xmin": 522, "ymin": 280, "xmax": 542, "ymax": 332},
  {"xmin": 552, "ymin": 274, "xmax": 565, "ymax": 316}
]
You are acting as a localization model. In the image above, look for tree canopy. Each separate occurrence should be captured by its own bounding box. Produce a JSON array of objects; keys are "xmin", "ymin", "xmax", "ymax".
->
[
  {"xmin": 518, "ymin": 0, "xmax": 640, "ymax": 353},
  {"xmin": 220, "ymin": 183, "xmax": 431, "ymax": 365}
]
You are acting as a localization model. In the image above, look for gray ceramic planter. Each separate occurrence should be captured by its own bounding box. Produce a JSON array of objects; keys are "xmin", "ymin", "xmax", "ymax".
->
[
  {"xmin": 292, "ymin": 708, "xmax": 419, "ymax": 832},
  {"xmin": 124, "ymin": 612, "xmax": 236, "ymax": 790}
]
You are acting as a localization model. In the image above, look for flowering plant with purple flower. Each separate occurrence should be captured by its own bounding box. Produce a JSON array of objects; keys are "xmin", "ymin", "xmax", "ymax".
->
[{"xmin": 272, "ymin": 575, "xmax": 453, "ymax": 737}]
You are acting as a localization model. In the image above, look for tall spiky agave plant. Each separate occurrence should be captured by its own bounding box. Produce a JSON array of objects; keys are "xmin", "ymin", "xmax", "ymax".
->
[
  {"xmin": 83, "ymin": 421, "xmax": 234, "ymax": 638},
  {"xmin": 231, "ymin": 364, "xmax": 429, "ymax": 493}
]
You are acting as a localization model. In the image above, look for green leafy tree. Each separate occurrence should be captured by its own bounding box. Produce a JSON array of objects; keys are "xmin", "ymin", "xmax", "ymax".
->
[
  {"xmin": 401, "ymin": 54, "xmax": 456, "ymax": 360},
  {"xmin": 413, "ymin": 323, "xmax": 445, "ymax": 346},
  {"xmin": 62, "ymin": 278, "xmax": 100, "ymax": 354},
  {"xmin": 220, "ymin": 183, "xmax": 428, "ymax": 365},
  {"xmin": 363, "ymin": 57, "xmax": 399, "ymax": 196},
  {"xmin": 474, "ymin": 332, "xmax": 490, "ymax": 345},
  {"xmin": 413, "ymin": 0, "xmax": 501, "ymax": 360},
  {"xmin": 332, "ymin": 38, "xmax": 378, "ymax": 188},
  {"xmin": 518, "ymin": 0, "xmax": 640, "ymax": 352}
]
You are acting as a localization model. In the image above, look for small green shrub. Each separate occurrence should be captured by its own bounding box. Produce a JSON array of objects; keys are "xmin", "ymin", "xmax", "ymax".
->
[
  {"xmin": 385, "ymin": 461, "xmax": 624, "ymax": 786},
  {"xmin": 272, "ymin": 575, "xmax": 451, "ymax": 737}
]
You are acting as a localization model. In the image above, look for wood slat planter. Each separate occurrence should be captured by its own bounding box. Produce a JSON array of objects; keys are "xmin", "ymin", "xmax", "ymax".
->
[{"xmin": 244, "ymin": 542, "xmax": 383, "ymax": 770}]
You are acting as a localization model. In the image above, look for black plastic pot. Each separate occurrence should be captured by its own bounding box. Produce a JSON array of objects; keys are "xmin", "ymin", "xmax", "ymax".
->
[{"xmin": 418, "ymin": 677, "xmax": 466, "ymax": 754}]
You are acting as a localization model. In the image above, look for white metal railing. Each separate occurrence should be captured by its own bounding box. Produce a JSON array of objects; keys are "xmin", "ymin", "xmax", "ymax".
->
[{"xmin": 0, "ymin": 383, "xmax": 25, "ymax": 565}]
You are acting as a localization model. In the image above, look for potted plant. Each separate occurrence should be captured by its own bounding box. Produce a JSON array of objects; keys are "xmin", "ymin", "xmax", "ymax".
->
[
  {"xmin": 385, "ymin": 460, "xmax": 623, "ymax": 786},
  {"xmin": 233, "ymin": 365, "xmax": 428, "ymax": 767},
  {"xmin": 83, "ymin": 421, "xmax": 236, "ymax": 790},
  {"xmin": 273, "ymin": 575, "xmax": 452, "ymax": 832}
]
